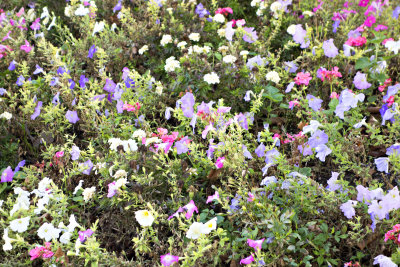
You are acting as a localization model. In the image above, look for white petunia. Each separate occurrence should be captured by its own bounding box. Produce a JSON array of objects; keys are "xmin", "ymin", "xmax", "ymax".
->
[
  {"xmin": 203, "ymin": 72, "xmax": 220, "ymax": 84},
  {"xmin": 82, "ymin": 187, "xmax": 96, "ymax": 202},
  {"xmin": 0, "ymin": 112, "xmax": 12, "ymax": 120},
  {"xmin": 2, "ymin": 228, "xmax": 12, "ymax": 251},
  {"xmin": 60, "ymin": 232, "xmax": 72, "ymax": 244},
  {"xmin": 213, "ymin": 13, "xmax": 225, "ymax": 23},
  {"xmin": 114, "ymin": 170, "xmax": 127, "ymax": 179},
  {"xmin": 385, "ymin": 40, "xmax": 400, "ymax": 55},
  {"xmin": 73, "ymin": 180, "xmax": 84, "ymax": 195},
  {"xmin": 287, "ymin": 24, "xmax": 297, "ymax": 35},
  {"xmin": 67, "ymin": 214, "xmax": 80, "ymax": 232},
  {"xmin": 165, "ymin": 56, "xmax": 181, "ymax": 72},
  {"xmin": 135, "ymin": 210, "xmax": 154, "ymax": 227},
  {"xmin": 265, "ymin": 71, "xmax": 280, "ymax": 84},
  {"xmin": 160, "ymin": 35, "xmax": 173, "ymax": 46},
  {"xmin": 47, "ymin": 16, "xmax": 56, "ymax": 30},
  {"xmin": 75, "ymin": 5, "xmax": 89, "ymax": 16},
  {"xmin": 92, "ymin": 21, "xmax": 105, "ymax": 36},
  {"xmin": 202, "ymin": 217, "xmax": 217, "ymax": 234},
  {"xmin": 189, "ymin": 33, "xmax": 200, "ymax": 42},
  {"xmin": 138, "ymin": 45, "xmax": 149, "ymax": 55},
  {"xmin": 177, "ymin": 41, "xmax": 187, "ymax": 49},
  {"xmin": 37, "ymin": 223, "xmax": 60, "ymax": 242},
  {"xmin": 40, "ymin": 7, "xmax": 50, "ymax": 18},
  {"xmin": 186, "ymin": 222, "xmax": 206, "ymax": 239},
  {"xmin": 240, "ymin": 50, "xmax": 249, "ymax": 56},
  {"xmin": 132, "ymin": 129, "xmax": 146, "ymax": 140},
  {"xmin": 223, "ymin": 55, "xmax": 237, "ymax": 64},
  {"xmin": 9, "ymin": 216, "xmax": 30, "ymax": 233}
]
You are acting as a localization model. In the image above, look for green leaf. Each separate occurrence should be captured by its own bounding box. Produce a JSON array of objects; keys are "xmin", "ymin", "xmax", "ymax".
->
[
  {"xmin": 355, "ymin": 57, "xmax": 372, "ymax": 70},
  {"xmin": 214, "ymin": 52, "xmax": 222, "ymax": 61}
]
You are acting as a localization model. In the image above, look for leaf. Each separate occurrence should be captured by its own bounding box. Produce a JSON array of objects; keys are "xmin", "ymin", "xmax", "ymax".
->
[
  {"xmin": 355, "ymin": 57, "xmax": 372, "ymax": 70},
  {"xmin": 214, "ymin": 52, "xmax": 222, "ymax": 61}
]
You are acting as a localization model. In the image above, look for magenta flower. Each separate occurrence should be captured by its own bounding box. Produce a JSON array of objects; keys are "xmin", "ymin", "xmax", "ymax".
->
[
  {"xmin": 294, "ymin": 72, "xmax": 312, "ymax": 86},
  {"xmin": 215, "ymin": 156, "xmax": 225, "ymax": 169},
  {"xmin": 66, "ymin": 110, "xmax": 80, "ymax": 124},
  {"xmin": 247, "ymin": 238, "xmax": 265, "ymax": 251},
  {"xmin": 183, "ymin": 200, "xmax": 198, "ymax": 219},
  {"xmin": 364, "ymin": 16, "xmax": 376, "ymax": 27},
  {"xmin": 168, "ymin": 207, "xmax": 184, "ymax": 220},
  {"xmin": 55, "ymin": 151, "xmax": 64, "ymax": 158},
  {"xmin": 247, "ymin": 192, "xmax": 255, "ymax": 202},
  {"xmin": 78, "ymin": 229, "xmax": 94, "ymax": 243},
  {"xmin": 29, "ymin": 242, "xmax": 54, "ymax": 261},
  {"xmin": 240, "ymin": 255, "xmax": 255, "ymax": 265},
  {"xmin": 160, "ymin": 253, "xmax": 179, "ymax": 266},
  {"xmin": 374, "ymin": 24, "xmax": 387, "ymax": 31},
  {"xmin": 20, "ymin": 40, "xmax": 32, "ymax": 53},
  {"xmin": 30, "ymin": 18, "xmax": 40, "ymax": 31},
  {"xmin": 358, "ymin": 0, "xmax": 369, "ymax": 7},
  {"xmin": 206, "ymin": 191, "xmax": 220, "ymax": 204}
]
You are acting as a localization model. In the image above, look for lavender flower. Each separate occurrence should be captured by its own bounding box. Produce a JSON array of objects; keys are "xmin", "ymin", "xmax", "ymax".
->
[
  {"xmin": 340, "ymin": 200, "xmax": 358, "ymax": 219},
  {"xmin": 306, "ymin": 94, "xmax": 323, "ymax": 111},
  {"xmin": 88, "ymin": 45, "xmax": 96, "ymax": 59},
  {"xmin": 284, "ymin": 61, "xmax": 298, "ymax": 73},
  {"xmin": 195, "ymin": 3, "xmax": 209, "ymax": 18},
  {"xmin": 16, "ymin": 75, "xmax": 25, "ymax": 86},
  {"xmin": 308, "ymin": 130, "xmax": 328, "ymax": 148},
  {"xmin": 103, "ymin": 79, "xmax": 116, "ymax": 93},
  {"xmin": 52, "ymin": 92, "xmax": 60, "ymax": 105},
  {"xmin": 242, "ymin": 145, "xmax": 253, "ymax": 159},
  {"xmin": 243, "ymin": 27, "xmax": 258, "ymax": 44},
  {"xmin": 31, "ymin": 101, "xmax": 43, "ymax": 120},
  {"xmin": 33, "ymin": 64, "xmax": 43, "ymax": 75},
  {"xmin": 322, "ymin": 39, "xmax": 339, "ymax": 58},
  {"xmin": 65, "ymin": 110, "xmax": 80, "ymax": 124},
  {"xmin": 113, "ymin": 0, "xmax": 122, "ymax": 13},
  {"xmin": 180, "ymin": 92, "xmax": 195, "ymax": 118},
  {"xmin": 368, "ymin": 200, "xmax": 388, "ymax": 220},
  {"xmin": 80, "ymin": 159, "xmax": 93, "ymax": 175},
  {"xmin": 79, "ymin": 75, "xmax": 89, "ymax": 89},
  {"xmin": 255, "ymin": 143, "xmax": 266, "ymax": 157},
  {"xmin": 70, "ymin": 145, "xmax": 80, "ymax": 161},
  {"xmin": 315, "ymin": 144, "xmax": 332, "ymax": 162},
  {"xmin": 353, "ymin": 72, "xmax": 371, "ymax": 90},
  {"xmin": 375, "ymin": 157, "xmax": 389, "ymax": 173},
  {"xmin": 298, "ymin": 143, "xmax": 313, "ymax": 156},
  {"xmin": 0, "ymin": 160, "xmax": 25, "ymax": 183},
  {"xmin": 292, "ymin": 24, "xmax": 310, "ymax": 48},
  {"xmin": 246, "ymin": 55, "xmax": 265, "ymax": 70},
  {"xmin": 285, "ymin": 82, "xmax": 295, "ymax": 93},
  {"xmin": 8, "ymin": 60, "xmax": 16, "ymax": 71}
]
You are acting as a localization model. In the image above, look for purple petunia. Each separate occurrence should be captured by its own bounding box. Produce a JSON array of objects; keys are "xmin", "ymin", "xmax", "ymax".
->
[
  {"xmin": 242, "ymin": 145, "xmax": 253, "ymax": 159},
  {"xmin": 340, "ymin": 200, "xmax": 358, "ymax": 219},
  {"xmin": 180, "ymin": 92, "xmax": 195, "ymax": 118},
  {"xmin": 326, "ymin": 172, "xmax": 341, "ymax": 192},
  {"xmin": 103, "ymin": 79, "xmax": 116, "ymax": 93},
  {"xmin": 353, "ymin": 72, "xmax": 371, "ymax": 90},
  {"xmin": 31, "ymin": 101, "xmax": 43, "ymax": 120},
  {"xmin": 79, "ymin": 75, "xmax": 89, "ymax": 89},
  {"xmin": 70, "ymin": 145, "xmax": 80, "ymax": 161},
  {"xmin": 66, "ymin": 110, "xmax": 79, "ymax": 123},
  {"xmin": 80, "ymin": 159, "xmax": 93, "ymax": 175},
  {"xmin": 246, "ymin": 55, "xmax": 266, "ymax": 70},
  {"xmin": 243, "ymin": 27, "xmax": 258, "ymax": 44},
  {"xmin": 298, "ymin": 143, "xmax": 313, "ymax": 156},
  {"xmin": 322, "ymin": 39, "xmax": 339, "ymax": 58},
  {"xmin": 255, "ymin": 143, "xmax": 266, "ymax": 157},
  {"xmin": 308, "ymin": 130, "xmax": 328, "ymax": 148},
  {"xmin": 375, "ymin": 157, "xmax": 389, "ymax": 173},
  {"xmin": 174, "ymin": 137, "xmax": 189, "ymax": 155},
  {"xmin": 113, "ymin": 0, "xmax": 122, "ymax": 13},
  {"xmin": 78, "ymin": 229, "xmax": 94, "ymax": 243},
  {"xmin": 16, "ymin": 75, "xmax": 25, "ymax": 86},
  {"xmin": 33, "ymin": 64, "xmax": 43, "ymax": 75},
  {"xmin": 292, "ymin": 24, "xmax": 310, "ymax": 48},
  {"xmin": 87, "ymin": 44, "xmax": 96, "ymax": 59},
  {"xmin": 195, "ymin": 3, "xmax": 209, "ymax": 18},
  {"xmin": 315, "ymin": 144, "xmax": 332, "ymax": 162},
  {"xmin": 0, "ymin": 160, "xmax": 25, "ymax": 183},
  {"xmin": 8, "ymin": 60, "xmax": 16, "ymax": 71},
  {"xmin": 368, "ymin": 200, "xmax": 388, "ymax": 220},
  {"xmin": 306, "ymin": 94, "xmax": 323, "ymax": 111}
]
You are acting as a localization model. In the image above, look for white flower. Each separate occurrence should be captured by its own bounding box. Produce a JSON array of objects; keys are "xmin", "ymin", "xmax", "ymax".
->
[
  {"xmin": 165, "ymin": 56, "xmax": 181, "ymax": 72},
  {"xmin": 92, "ymin": 21, "xmax": 105, "ymax": 36},
  {"xmin": 93, "ymin": 162, "xmax": 106, "ymax": 175},
  {"xmin": 302, "ymin": 120, "xmax": 321, "ymax": 135},
  {"xmin": 303, "ymin": 11, "xmax": 314, "ymax": 17},
  {"xmin": 265, "ymin": 71, "xmax": 280, "ymax": 83},
  {"xmin": 373, "ymin": 255, "xmax": 397, "ymax": 267},
  {"xmin": 0, "ymin": 200, "xmax": 3, "ymax": 208},
  {"xmin": 139, "ymin": 45, "xmax": 149, "ymax": 55},
  {"xmin": 111, "ymin": 23, "xmax": 117, "ymax": 32},
  {"xmin": 115, "ymin": 178, "xmax": 128, "ymax": 188},
  {"xmin": 189, "ymin": 33, "xmax": 200, "ymax": 42},
  {"xmin": 108, "ymin": 138, "xmax": 123, "ymax": 151},
  {"xmin": 177, "ymin": 41, "xmax": 187, "ymax": 49},
  {"xmin": 135, "ymin": 210, "xmax": 154, "ymax": 227},
  {"xmin": 217, "ymin": 28, "xmax": 226, "ymax": 37},
  {"xmin": 2, "ymin": 228, "xmax": 12, "ymax": 251},
  {"xmin": 251, "ymin": 0, "xmax": 261, "ymax": 7},
  {"xmin": 75, "ymin": 5, "xmax": 89, "ymax": 16},
  {"xmin": 270, "ymin": 1, "xmax": 283, "ymax": 13},
  {"xmin": 145, "ymin": 137, "xmax": 161, "ymax": 146},
  {"xmin": 40, "ymin": 7, "xmax": 49, "ymax": 19},
  {"xmin": 9, "ymin": 216, "xmax": 30, "ymax": 233},
  {"xmin": 114, "ymin": 170, "xmax": 127, "ymax": 179},
  {"xmin": 186, "ymin": 222, "xmax": 206, "ymax": 239},
  {"xmin": 132, "ymin": 129, "xmax": 146, "ymax": 140},
  {"xmin": 218, "ymin": 46, "xmax": 229, "ymax": 53},
  {"xmin": 60, "ymin": 232, "xmax": 72, "ymax": 244},
  {"xmin": 65, "ymin": 6, "xmax": 72, "ymax": 17},
  {"xmin": 156, "ymin": 84, "xmax": 163, "ymax": 95},
  {"xmin": 122, "ymin": 139, "xmax": 138, "ymax": 153},
  {"xmin": 82, "ymin": 187, "xmax": 96, "ymax": 202},
  {"xmin": 10, "ymin": 188, "xmax": 30, "ymax": 216},
  {"xmin": 202, "ymin": 217, "xmax": 217, "ymax": 234},
  {"xmin": 385, "ymin": 40, "xmax": 400, "ymax": 55},
  {"xmin": 73, "ymin": 180, "xmax": 84, "ymax": 195},
  {"xmin": 67, "ymin": 214, "xmax": 80, "ymax": 232},
  {"xmin": 287, "ymin": 24, "xmax": 297, "ymax": 35},
  {"xmin": 204, "ymin": 72, "xmax": 220, "ymax": 84},
  {"xmin": 213, "ymin": 13, "xmax": 225, "ymax": 23},
  {"xmin": 37, "ymin": 223, "xmax": 60, "ymax": 242},
  {"xmin": 34, "ymin": 195, "xmax": 50, "ymax": 214},
  {"xmin": 193, "ymin": 45, "xmax": 202, "ymax": 54},
  {"xmin": 75, "ymin": 238, "xmax": 81, "ymax": 255},
  {"xmin": 160, "ymin": 34, "xmax": 173, "ymax": 46},
  {"xmin": 240, "ymin": 50, "xmax": 249, "ymax": 56},
  {"xmin": 202, "ymin": 46, "xmax": 211, "ymax": 54},
  {"xmin": 223, "ymin": 55, "xmax": 237, "ymax": 64},
  {"xmin": 0, "ymin": 112, "xmax": 12, "ymax": 120}
]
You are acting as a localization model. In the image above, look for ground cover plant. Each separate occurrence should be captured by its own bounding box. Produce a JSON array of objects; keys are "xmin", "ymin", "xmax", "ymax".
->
[{"xmin": 0, "ymin": 0, "xmax": 400, "ymax": 266}]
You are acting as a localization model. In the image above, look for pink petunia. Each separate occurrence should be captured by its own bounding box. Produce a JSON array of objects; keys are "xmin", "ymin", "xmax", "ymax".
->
[
  {"xmin": 247, "ymin": 238, "xmax": 265, "ymax": 251},
  {"xmin": 363, "ymin": 16, "xmax": 376, "ymax": 27},
  {"xmin": 160, "ymin": 253, "xmax": 179, "ymax": 266},
  {"xmin": 215, "ymin": 156, "xmax": 225, "ymax": 169},
  {"xmin": 294, "ymin": 72, "xmax": 312, "ymax": 86},
  {"xmin": 183, "ymin": 200, "xmax": 198, "ymax": 219},
  {"xmin": 206, "ymin": 191, "xmax": 220, "ymax": 204},
  {"xmin": 20, "ymin": 40, "xmax": 32, "ymax": 53},
  {"xmin": 240, "ymin": 255, "xmax": 255, "ymax": 265}
]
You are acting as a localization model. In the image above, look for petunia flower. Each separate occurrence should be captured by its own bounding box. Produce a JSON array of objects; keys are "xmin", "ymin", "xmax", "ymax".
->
[
  {"xmin": 180, "ymin": 92, "xmax": 195, "ymax": 118},
  {"xmin": 247, "ymin": 238, "xmax": 265, "ymax": 251},
  {"xmin": 20, "ymin": 40, "xmax": 32, "ymax": 53},
  {"xmin": 66, "ymin": 110, "xmax": 79, "ymax": 124},
  {"xmin": 315, "ymin": 144, "xmax": 332, "ymax": 162},
  {"xmin": 206, "ymin": 191, "xmax": 220, "ymax": 204},
  {"xmin": 160, "ymin": 253, "xmax": 179, "ymax": 267},
  {"xmin": 183, "ymin": 200, "xmax": 198, "ymax": 219},
  {"xmin": 8, "ymin": 60, "xmax": 16, "ymax": 71},
  {"xmin": 322, "ymin": 39, "xmax": 339, "ymax": 58},
  {"xmin": 375, "ymin": 157, "xmax": 389, "ymax": 173},
  {"xmin": 307, "ymin": 94, "xmax": 323, "ymax": 111},
  {"xmin": 340, "ymin": 200, "xmax": 358, "ymax": 219},
  {"xmin": 215, "ymin": 157, "xmax": 225, "ymax": 169},
  {"xmin": 243, "ymin": 27, "xmax": 258, "ymax": 43},
  {"xmin": 240, "ymin": 255, "xmax": 255, "ymax": 265}
]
